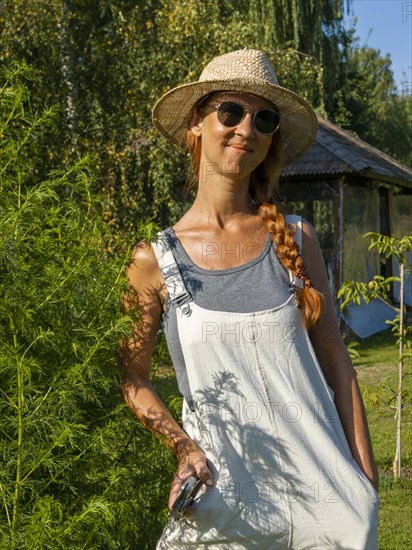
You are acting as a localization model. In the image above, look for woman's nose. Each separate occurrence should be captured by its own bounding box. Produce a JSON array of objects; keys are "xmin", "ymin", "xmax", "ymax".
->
[{"xmin": 234, "ymin": 112, "xmax": 255, "ymax": 136}]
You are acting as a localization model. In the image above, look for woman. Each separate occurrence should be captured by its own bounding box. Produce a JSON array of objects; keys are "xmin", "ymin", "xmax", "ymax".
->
[{"xmin": 121, "ymin": 49, "xmax": 379, "ymax": 549}]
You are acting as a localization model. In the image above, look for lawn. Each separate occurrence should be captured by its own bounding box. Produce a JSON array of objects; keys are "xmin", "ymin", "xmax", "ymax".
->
[
  {"xmin": 152, "ymin": 328, "xmax": 412, "ymax": 549},
  {"xmin": 353, "ymin": 329, "xmax": 412, "ymax": 550}
]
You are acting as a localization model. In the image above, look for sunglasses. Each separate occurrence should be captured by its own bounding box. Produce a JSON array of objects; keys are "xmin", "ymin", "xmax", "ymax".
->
[{"xmin": 209, "ymin": 101, "xmax": 280, "ymax": 135}]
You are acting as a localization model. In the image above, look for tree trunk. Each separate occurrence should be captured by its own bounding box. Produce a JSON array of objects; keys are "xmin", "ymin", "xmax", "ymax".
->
[{"xmin": 57, "ymin": 1, "xmax": 77, "ymax": 144}]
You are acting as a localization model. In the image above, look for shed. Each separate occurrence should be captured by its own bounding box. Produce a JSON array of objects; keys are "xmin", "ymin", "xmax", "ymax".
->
[{"xmin": 279, "ymin": 115, "xmax": 412, "ymax": 337}]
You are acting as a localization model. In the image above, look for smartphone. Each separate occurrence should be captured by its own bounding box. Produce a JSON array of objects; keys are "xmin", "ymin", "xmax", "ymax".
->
[{"xmin": 170, "ymin": 474, "xmax": 204, "ymax": 519}]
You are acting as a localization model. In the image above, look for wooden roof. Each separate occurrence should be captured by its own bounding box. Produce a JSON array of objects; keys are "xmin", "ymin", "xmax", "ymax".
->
[{"xmin": 282, "ymin": 115, "xmax": 412, "ymax": 188}]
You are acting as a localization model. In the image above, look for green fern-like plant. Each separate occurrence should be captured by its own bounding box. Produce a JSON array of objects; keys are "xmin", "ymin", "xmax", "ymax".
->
[{"xmin": 0, "ymin": 64, "xmax": 175, "ymax": 549}]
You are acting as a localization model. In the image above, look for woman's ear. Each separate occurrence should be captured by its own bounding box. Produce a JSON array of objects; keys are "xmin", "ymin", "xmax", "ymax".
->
[{"xmin": 190, "ymin": 112, "xmax": 203, "ymax": 137}]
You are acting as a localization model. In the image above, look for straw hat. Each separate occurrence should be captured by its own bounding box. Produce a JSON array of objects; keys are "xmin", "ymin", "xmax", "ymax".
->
[{"xmin": 152, "ymin": 48, "xmax": 318, "ymax": 165}]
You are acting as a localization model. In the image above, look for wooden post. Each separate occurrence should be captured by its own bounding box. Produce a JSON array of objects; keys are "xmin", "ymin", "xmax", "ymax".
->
[
  {"xmin": 332, "ymin": 177, "xmax": 343, "ymax": 305},
  {"xmin": 393, "ymin": 261, "xmax": 404, "ymax": 479}
]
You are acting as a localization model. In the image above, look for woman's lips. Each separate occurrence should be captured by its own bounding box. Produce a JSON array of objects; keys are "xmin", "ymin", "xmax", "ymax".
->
[{"xmin": 227, "ymin": 143, "xmax": 252, "ymax": 155}]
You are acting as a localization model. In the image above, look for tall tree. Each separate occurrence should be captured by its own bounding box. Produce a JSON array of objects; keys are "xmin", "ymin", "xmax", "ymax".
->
[{"xmin": 337, "ymin": 44, "xmax": 411, "ymax": 165}]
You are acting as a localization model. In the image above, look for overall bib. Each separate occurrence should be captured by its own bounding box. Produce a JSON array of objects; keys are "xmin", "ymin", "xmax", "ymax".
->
[{"xmin": 152, "ymin": 223, "xmax": 379, "ymax": 550}]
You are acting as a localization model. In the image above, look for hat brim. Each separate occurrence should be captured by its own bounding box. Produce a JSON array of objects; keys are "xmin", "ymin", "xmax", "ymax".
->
[{"xmin": 152, "ymin": 79, "xmax": 318, "ymax": 165}]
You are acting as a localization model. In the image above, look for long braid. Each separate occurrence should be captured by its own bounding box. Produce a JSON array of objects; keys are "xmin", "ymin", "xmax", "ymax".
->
[{"xmin": 258, "ymin": 202, "xmax": 323, "ymax": 328}]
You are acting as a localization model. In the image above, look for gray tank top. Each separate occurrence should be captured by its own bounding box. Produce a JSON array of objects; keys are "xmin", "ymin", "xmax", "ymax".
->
[{"xmin": 158, "ymin": 217, "xmax": 302, "ymax": 410}]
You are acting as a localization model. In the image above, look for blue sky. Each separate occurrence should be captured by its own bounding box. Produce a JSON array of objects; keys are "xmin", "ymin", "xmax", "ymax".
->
[{"xmin": 345, "ymin": 0, "xmax": 412, "ymax": 93}]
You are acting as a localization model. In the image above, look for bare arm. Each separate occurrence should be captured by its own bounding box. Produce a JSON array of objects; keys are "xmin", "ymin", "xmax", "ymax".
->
[
  {"xmin": 302, "ymin": 222, "xmax": 379, "ymax": 491},
  {"xmin": 121, "ymin": 242, "xmax": 213, "ymax": 508}
]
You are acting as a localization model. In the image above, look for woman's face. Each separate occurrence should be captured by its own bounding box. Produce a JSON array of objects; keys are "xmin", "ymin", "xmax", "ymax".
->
[{"xmin": 190, "ymin": 92, "xmax": 275, "ymax": 184}]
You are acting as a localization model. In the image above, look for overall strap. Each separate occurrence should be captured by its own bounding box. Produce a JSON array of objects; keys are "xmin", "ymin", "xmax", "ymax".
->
[
  {"xmin": 285, "ymin": 215, "xmax": 304, "ymax": 291},
  {"xmin": 151, "ymin": 230, "xmax": 192, "ymax": 308}
]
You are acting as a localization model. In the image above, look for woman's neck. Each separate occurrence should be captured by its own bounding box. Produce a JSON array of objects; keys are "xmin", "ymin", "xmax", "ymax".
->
[{"xmin": 191, "ymin": 173, "xmax": 255, "ymax": 224}]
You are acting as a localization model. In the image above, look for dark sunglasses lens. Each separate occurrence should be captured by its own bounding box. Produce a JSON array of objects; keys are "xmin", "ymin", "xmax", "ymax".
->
[
  {"xmin": 217, "ymin": 101, "xmax": 244, "ymax": 127},
  {"xmin": 254, "ymin": 109, "xmax": 280, "ymax": 134}
]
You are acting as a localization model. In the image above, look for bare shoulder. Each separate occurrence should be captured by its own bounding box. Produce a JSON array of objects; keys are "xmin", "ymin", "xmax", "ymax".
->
[
  {"xmin": 299, "ymin": 218, "xmax": 320, "ymax": 256},
  {"xmin": 127, "ymin": 241, "xmax": 161, "ymax": 283},
  {"xmin": 299, "ymin": 219, "xmax": 329, "ymax": 294},
  {"xmin": 127, "ymin": 240, "xmax": 163, "ymax": 291},
  {"xmin": 300, "ymin": 218, "xmax": 320, "ymax": 251}
]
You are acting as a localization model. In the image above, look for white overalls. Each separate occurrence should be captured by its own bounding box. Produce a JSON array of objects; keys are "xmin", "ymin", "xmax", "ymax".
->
[{"xmin": 152, "ymin": 222, "xmax": 379, "ymax": 550}]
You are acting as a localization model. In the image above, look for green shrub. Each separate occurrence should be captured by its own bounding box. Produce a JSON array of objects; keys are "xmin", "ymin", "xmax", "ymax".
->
[{"xmin": 0, "ymin": 64, "xmax": 174, "ymax": 549}]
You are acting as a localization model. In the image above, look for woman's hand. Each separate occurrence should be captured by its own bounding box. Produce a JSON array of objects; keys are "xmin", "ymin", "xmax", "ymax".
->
[{"xmin": 168, "ymin": 439, "xmax": 214, "ymax": 511}]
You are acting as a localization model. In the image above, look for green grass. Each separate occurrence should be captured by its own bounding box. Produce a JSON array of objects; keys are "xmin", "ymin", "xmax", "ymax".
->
[
  {"xmin": 354, "ymin": 329, "xmax": 412, "ymax": 550},
  {"xmin": 353, "ymin": 328, "xmax": 400, "ymax": 367}
]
